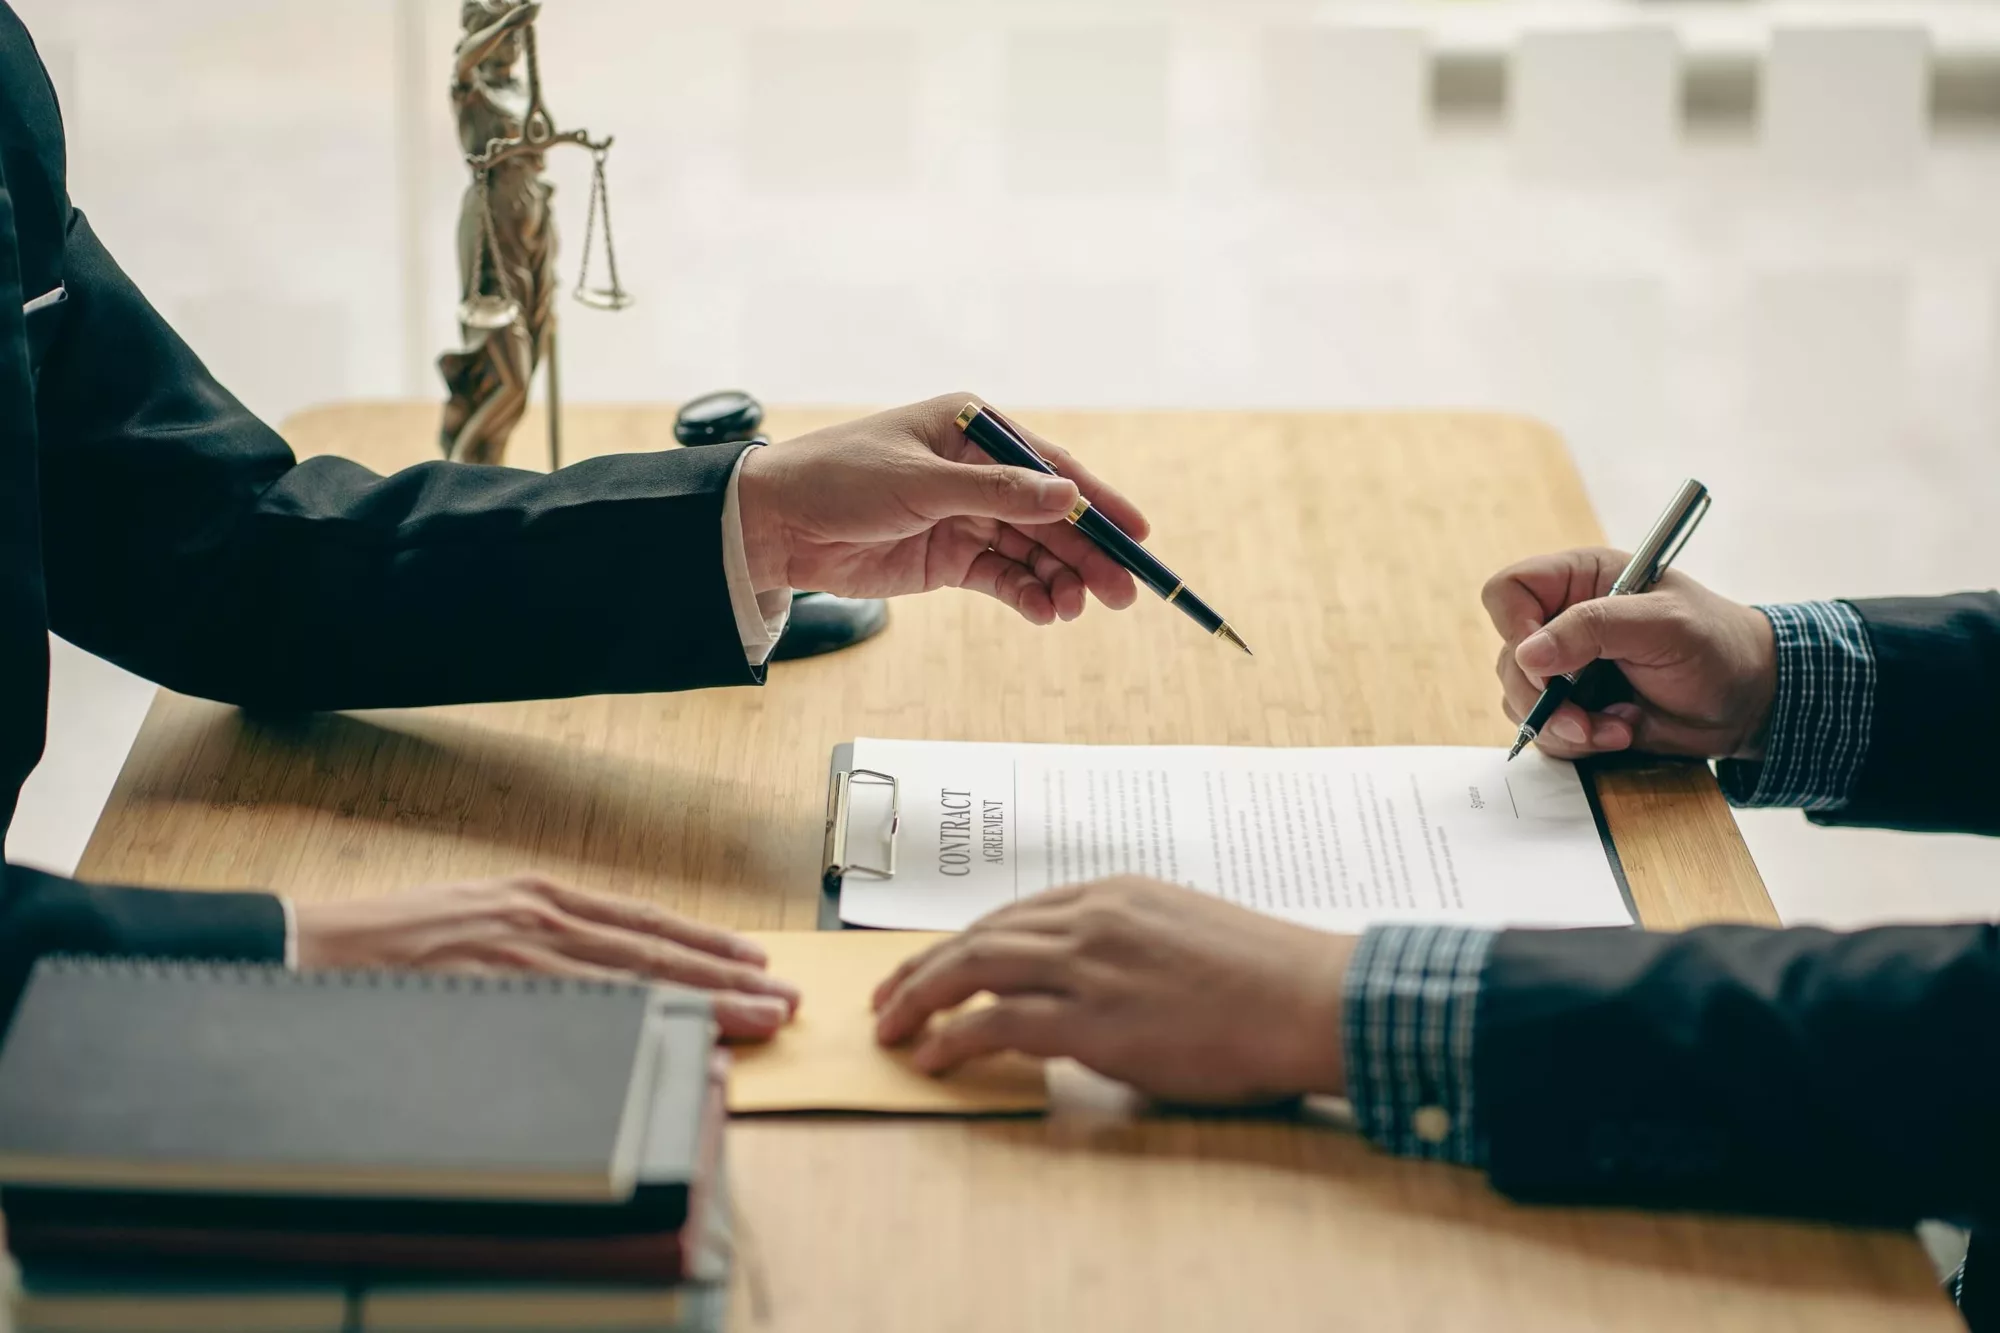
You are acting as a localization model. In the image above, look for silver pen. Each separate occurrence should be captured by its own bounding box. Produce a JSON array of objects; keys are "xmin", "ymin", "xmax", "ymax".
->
[{"xmin": 1507, "ymin": 478, "xmax": 1714, "ymax": 761}]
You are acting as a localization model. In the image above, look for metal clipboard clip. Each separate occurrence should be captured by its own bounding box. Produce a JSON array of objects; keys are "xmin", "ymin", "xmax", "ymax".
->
[{"xmin": 822, "ymin": 767, "xmax": 900, "ymax": 886}]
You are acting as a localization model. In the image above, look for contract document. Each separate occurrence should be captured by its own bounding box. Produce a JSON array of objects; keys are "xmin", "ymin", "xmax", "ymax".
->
[{"xmin": 833, "ymin": 739, "xmax": 1633, "ymax": 933}]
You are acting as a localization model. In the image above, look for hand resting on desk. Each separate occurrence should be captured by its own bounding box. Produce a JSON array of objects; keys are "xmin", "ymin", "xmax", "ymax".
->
[
  {"xmin": 294, "ymin": 875, "xmax": 800, "ymax": 1038},
  {"xmin": 871, "ymin": 878, "xmax": 1357, "ymax": 1104}
]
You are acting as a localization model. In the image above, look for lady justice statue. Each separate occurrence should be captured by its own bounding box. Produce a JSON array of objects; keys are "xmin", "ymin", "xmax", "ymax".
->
[{"xmin": 439, "ymin": 0, "xmax": 630, "ymax": 469}]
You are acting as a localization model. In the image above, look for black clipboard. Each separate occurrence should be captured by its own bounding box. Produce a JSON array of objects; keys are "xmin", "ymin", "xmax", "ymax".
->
[{"xmin": 1577, "ymin": 758, "xmax": 1650, "ymax": 927}]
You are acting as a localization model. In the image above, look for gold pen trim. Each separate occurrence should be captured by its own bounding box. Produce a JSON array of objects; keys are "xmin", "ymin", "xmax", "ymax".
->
[
  {"xmin": 955, "ymin": 402, "xmax": 980, "ymax": 430},
  {"xmin": 1163, "ymin": 580, "xmax": 1185, "ymax": 604},
  {"xmin": 1066, "ymin": 495, "xmax": 1092, "ymax": 524}
]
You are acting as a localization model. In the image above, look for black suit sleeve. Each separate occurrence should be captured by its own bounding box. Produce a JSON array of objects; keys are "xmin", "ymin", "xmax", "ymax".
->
[
  {"xmin": 1475, "ymin": 922, "xmax": 2000, "ymax": 1228},
  {"xmin": 33, "ymin": 210, "xmax": 759, "ymax": 713},
  {"xmin": 0, "ymin": 20, "xmax": 307, "ymax": 1014},
  {"xmin": 1809, "ymin": 593, "xmax": 2000, "ymax": 835},
  {"xmin": 0, "ymin": 864, "xmax": 284, "ymax": 1017}
]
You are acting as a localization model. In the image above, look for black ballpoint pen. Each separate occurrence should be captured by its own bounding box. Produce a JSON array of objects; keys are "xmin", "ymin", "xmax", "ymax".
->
[
  {"xmin": 955, "ymin": 402, "xmax": 1252, "ymax": 655},
  {"xmin": 1508, "ymin": 478, "xmax": 1713, "ymax": 760}
]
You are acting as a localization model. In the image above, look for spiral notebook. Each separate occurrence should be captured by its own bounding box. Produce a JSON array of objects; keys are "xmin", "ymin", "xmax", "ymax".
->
[{"xmin": 0, "ymin": 958, "xmax": 710, "ymax": 1208}]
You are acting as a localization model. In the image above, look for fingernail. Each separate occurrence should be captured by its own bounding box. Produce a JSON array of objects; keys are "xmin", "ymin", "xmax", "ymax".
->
[
  {"xmin": 1549, "ymin": 716, "xmax": 1587, "ymax": 745},
  {"xmin": 731, "ymin": 940, "xmax": 768, "ymax": 965},
  {"xmin": 1037, "ymin": 478, "xmax": 1077, "ymax": 511},
  {"xmin": 739, "ymin": 994, "xmax": 790, "ymax": 1027},
  {"xmin": 753, "ymin": 973, "xmax": 802, "ymax": 1006},
  {"xmin": 1599, "ymin": 719, "xmax": 1633, "ymax": 749},
  {"xmin": 1518, "ymin": 630, "xmax": 1555, "ymax": 670}
]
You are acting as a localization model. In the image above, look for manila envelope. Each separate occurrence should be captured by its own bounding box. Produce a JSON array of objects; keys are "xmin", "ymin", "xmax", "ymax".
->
[{"xmin": 727, "ymin": 931, "xmax": 1048, "ymax": 1115}]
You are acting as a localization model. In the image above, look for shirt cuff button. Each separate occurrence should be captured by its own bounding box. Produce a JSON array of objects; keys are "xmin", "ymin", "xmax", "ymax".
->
[{"xmin": 1412, "ymin": 1105, "xmax": 1452, "ymax": 1144}]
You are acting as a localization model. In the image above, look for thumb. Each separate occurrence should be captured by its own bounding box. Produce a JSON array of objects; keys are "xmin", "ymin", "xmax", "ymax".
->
[
  {"xmin": 917, "ymin": 462, "xmax": 1079, "ymax": 525},
  {"xmin": 1517, "ymin": 596, "xmax": 1679, "ymax": 678}
]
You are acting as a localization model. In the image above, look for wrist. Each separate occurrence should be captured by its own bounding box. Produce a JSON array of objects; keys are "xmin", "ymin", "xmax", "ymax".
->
[
  {"xmin": 291, "ymin": 900, "xmax": 356, "ymax": 970},
  {"xmin": 734, "ymin": 446, "xmax": 791, "ymax": 594},
  {"xmin": 1278, "ymin": 934, "xmax": 1356, "ymax": 1098},
  {"xmin": 293, "ymin": 898, "xmax": 416, "ymax": 972}
]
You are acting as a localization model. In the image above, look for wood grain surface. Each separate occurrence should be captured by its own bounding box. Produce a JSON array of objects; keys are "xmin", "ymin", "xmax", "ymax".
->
[{"xmin": 77, "ymin": 402, "xmax": 1954, "ymax": 1331}]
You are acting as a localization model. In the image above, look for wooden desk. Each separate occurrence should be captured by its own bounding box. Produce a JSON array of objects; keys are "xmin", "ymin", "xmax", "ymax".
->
[{"xmin": 80, "ymin": 404, "xmax": 1955, "ymax": 1331}]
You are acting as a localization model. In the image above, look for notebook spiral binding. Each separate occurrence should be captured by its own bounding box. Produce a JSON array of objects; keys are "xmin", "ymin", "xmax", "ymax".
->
[{"xmin": 33, "ymin": 955, "xmax": 650, "ymax": 998}]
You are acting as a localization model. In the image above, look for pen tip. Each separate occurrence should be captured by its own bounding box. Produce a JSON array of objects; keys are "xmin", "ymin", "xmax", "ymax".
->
[
  {"xmin": 1505, "ymin": 737, "xmax": 1527, "ymax": 762},
  {"xmin": 1218, "ymin": 625, "xmax": 1253, "ymax": 656}
]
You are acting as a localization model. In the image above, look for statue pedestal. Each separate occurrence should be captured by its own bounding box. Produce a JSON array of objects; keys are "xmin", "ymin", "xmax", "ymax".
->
[{"xmin": 774, "ymin": 593, "xmax": 890, "ymax": 662}]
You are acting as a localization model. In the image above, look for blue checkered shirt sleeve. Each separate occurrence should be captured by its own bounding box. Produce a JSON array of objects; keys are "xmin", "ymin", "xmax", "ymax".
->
[
  {"xmin": 1342, "ymin": 923, "xmax": 1496, "ymax": 1166},
  {"xmin": 1716, "ymin": 601, "xmax": 1877, "ymax": 811},
  {"xmin": 1341, "ymin": 602, "xmax": 1876, "ymax": 1164}
]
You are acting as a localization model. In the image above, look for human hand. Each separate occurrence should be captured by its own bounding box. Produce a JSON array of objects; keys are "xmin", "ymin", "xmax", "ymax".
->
[
  {"xmin": 293, "ymin": 875, "xmax": 798, "ymax": 1039},
  {"xmin": 870, "ymin": 878, "xmax": 1355, "ymax": 1104},
  {"xmin": 1483, "ymin": 548, "xmax": 1778, "ymax": 761},
  {"xmin": 735, "ymin": 394, "xmax": 1150, "ymax": 626}
]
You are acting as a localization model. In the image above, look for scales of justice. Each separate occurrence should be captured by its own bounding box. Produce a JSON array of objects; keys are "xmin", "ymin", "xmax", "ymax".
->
[
  {"xmin": 439, "ymin": 0, "xmax": 630, "ymax": 470},
  {"xmin": 437, "ymin": 1, "xmax": 889, "ymax": 658}
]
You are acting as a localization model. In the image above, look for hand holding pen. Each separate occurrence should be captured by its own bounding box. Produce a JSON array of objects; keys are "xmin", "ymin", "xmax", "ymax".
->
[
  {"xmin": 957, "ymin": 403, "xmax": 1252, "ymax": 654},
  {"xmin": 1498, "ymin": 481, "xmax": 1711, "ymax": 759},
  {"xmin": 1484, "ymin": 484, "xmax": 1787, "ymax": 764},
  {"xmin": 735, "ymin": 394, "xmax": 1157, "ymax": 626}
]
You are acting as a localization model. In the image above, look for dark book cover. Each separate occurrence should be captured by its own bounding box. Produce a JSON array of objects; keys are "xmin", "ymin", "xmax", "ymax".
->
[{"xmin": 0, "ymin": 960, "xmax": 723, "ymax": 1284}]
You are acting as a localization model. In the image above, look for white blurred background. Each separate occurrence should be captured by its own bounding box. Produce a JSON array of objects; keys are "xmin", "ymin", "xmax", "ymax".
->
[{"xmin": 10, "ymin": 0, "xmax": 2000, "ymax": 929}]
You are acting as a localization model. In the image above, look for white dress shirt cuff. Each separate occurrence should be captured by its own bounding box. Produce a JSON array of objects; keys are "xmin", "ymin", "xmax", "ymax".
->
[
  {"xmin": 721, "ymin": 446, "xmax": 792, "ymax": 668},
  {"xmin": 279, "ymin": 895, "xmax": 299, "ymax": 970}
]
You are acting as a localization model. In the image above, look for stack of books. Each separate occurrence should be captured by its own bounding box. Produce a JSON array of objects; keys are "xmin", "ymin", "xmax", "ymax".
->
[
  {"xmin": 0, "ymin": 958, "xmax": 733, "ymax": 1332},
  {"xmin": 10, "ymin": 1258, "xmax": 730, "ymax": 1333}
]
